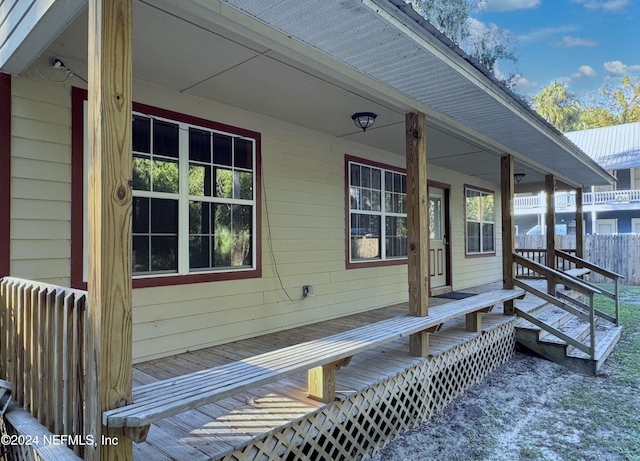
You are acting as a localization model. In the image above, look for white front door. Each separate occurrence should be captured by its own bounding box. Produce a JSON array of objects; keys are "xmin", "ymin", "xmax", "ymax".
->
[{"xmin": 429, "ymin": 187, "xmax": 447, "ymax": 289}]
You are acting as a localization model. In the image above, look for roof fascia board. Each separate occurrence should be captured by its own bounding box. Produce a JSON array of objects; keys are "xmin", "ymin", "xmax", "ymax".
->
[
  {"xmin": 0, "ymin": 0, "xmax": 86, "ymax": 75},
  {"xmin": 367, "ymin": 0, "xmax": 613, "ymax": 185}
]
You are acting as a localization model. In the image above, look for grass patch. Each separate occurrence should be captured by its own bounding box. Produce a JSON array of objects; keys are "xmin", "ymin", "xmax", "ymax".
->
[
  {"xmin": 595, "ymin": 284, "xmax": 640, "ymax": 384},
  {"xmin": 559, "ymin": 284, "xmax": 640, "ymax": 459}
]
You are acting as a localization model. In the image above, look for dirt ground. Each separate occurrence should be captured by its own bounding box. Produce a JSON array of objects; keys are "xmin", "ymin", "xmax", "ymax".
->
[{"xmin": 368, "ymin": 346, "xmax": 640, "ymax": 461}]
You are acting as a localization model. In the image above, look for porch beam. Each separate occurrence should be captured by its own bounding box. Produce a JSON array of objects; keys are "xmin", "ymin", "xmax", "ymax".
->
[
  {"xmin": 545, "ymin": 174, "xmax": 556, "ymax": 295},
  {"xmin": 405, "ymin": 111, "xmax": 429, "ymax": 357},
  {"xmin": 85, "ymin": 1, "xmax": 133, "ymax": 460},
  {"xmin": 500, "ymin": 155, "xmax": 515, "ymax": 315},
  {"xmin": 575, "ymin": 187, "xmax": 584, "ymax": 259}
]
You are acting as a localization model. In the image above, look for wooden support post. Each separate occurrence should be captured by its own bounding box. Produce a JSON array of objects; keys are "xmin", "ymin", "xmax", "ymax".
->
[
  {"xmin": 575, "ymin": 187, "xmax": 584, "ymax": 260},
  {"xmin": 85, "ymin": 1, "xmax": 133, "ymax": 460},
  {"xmin": 465, "ymin": 312, "xmax": 482, "ymax": 332},
  {"xmin": 501, "ymin": 155, "xmax": 515, "ymax": 315},
  {"xmin": 406, "ymin": 112, "xmax": 429, "ymax": 357},
  {"xmin": 308, "ymin": 357, "xmax": 351, "ymax": 404},
  {"xmin": 545, "ymin": 174, "xmax": 556, "ymax": 295}
]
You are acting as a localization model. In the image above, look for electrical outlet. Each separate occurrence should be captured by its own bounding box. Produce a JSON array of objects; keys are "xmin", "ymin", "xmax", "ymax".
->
[{"xmin": 302, "ymin": 285, "xmax": 313, "ymax": 297}]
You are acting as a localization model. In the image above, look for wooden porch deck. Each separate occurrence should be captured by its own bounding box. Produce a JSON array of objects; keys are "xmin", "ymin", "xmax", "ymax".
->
[{"xmin": 132, "ymin": 282, "xmax": 513, "ymax": 461}]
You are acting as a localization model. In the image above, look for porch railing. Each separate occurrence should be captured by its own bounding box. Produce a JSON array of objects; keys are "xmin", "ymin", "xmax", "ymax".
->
[
  {"xmin": 513, "ymin": 189, "xmax": 640, "ymax": 210},
  {"xmin": 555, "ymin": 250, "xmax": 624, "ymax": 326},
  {"xmin": 512, "ymin": 254, "xmax": 599, "ymax": 360},
  {"xmin": 514, "ymin": 248, "xmax": 577, "ymax": 278},
  {"xmin": 0, "ymin": 277, "xmax": 88, "ymax": 457}
]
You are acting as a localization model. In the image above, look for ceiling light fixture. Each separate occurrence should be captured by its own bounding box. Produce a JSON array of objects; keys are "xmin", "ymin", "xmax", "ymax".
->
[
  {"xmin": 514, "ymin": 173, "xmax": 526, "ymax": 184},
  {"xmin": 351, "ymin": 112, "xmax": 377, "ymax": 132}
]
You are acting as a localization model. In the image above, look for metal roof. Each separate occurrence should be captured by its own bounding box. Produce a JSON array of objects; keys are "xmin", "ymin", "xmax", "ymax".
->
[
  {"xmin": 222, "ymin": 0, "xmax": 613, "ymax": 187},
  {"xmin": 564, "ymin": 122, "xmax": 640, "ymax": 171}
]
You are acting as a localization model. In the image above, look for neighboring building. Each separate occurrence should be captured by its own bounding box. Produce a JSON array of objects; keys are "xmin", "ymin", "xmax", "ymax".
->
[{"xmin": 514, "ymin": 122, "xmax": 640, "ymax": 235}]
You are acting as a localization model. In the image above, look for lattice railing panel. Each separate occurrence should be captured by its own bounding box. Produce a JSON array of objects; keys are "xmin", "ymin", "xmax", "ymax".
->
[{"xmin": 220, "ymin": 321, "xmax": 516, "ymax": 461}]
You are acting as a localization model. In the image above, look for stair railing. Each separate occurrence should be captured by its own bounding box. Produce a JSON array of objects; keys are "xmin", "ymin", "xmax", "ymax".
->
[
  {"xmin": 512, "ymin": 254, "xmax": 600, "ymax": 360},
  {"xmin": 555, "ymin": 250, "xmax": 624, "ymax": 326}
]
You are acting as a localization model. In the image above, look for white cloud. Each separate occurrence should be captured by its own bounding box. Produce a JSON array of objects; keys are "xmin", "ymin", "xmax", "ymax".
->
[
  {"xmin": 604, "ymin": 60, "xmax": 640, "ymax": 75},
  {"xmin": 579, "ymin": 65, "xmax": 597, "ymax": 77},
  {"xmin": 554, "ymin": 36, "xmax": 599, "ymax": 47},
  {"xmin": 570, "ymin": 0, "xmax": 629, "ymax": 11},
  {"xmin": 571, "ymin": 65, "xmax": 597, "ymax": 78},
  {"xmin": 480, "ymin": 0, "xmax": 540, "ymax": 12},
  {"xmin": 511, "ymin": 75, "xmax": 538, "ymax": 89},
  {"xmin": 518, "ymin": 25, "xmax": 578, "ymax": 43}
]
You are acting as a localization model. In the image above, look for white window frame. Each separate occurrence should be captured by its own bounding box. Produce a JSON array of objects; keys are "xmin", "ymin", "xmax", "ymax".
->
[
  {"xmin": 82, "ymin": 102, "xmax": 258, "ymax": 281},
  {"xmin": 347, "ymin": 158, "xmax": 408, "ymax": 265},
  {"xmin": 595, "ymin": 218, "xmax": 618, "ymax": 235},
  {"xmin": 632, "ymin": 218, "xmax": 640, "ymax": 234},
  {"xmin": 464, "ymin": 186, "xmax": 496, "ymax": 256}
]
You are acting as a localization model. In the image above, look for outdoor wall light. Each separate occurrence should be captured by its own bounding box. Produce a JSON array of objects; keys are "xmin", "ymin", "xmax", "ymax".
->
[
  {"xmin": 351, "ymin": 112, "xmax": 377, "ymax": 132},
  {"xmin": 514, "ymin": 173, "xmax": 526, "ymax": 183}
]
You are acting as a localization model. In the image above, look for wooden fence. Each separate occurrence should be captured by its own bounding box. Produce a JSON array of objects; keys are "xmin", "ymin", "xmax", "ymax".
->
[{"xmin": 516, "ymin": 235, "xmax": 640, "ymax": 285}]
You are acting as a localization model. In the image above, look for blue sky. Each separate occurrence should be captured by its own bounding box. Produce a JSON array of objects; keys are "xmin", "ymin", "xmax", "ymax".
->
[{"xmin": 473, "ymin": 0, "xmax": 639, "ymax": 101}]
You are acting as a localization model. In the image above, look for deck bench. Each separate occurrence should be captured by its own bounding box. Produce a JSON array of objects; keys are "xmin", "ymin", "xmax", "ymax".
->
[{"xmin": 103, "ymin": 288, "xmax": 523, "ymax": 442}]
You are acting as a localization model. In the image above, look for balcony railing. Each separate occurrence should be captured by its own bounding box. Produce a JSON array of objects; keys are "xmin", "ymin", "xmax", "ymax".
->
[{"xmin": 514, "ymin": 189, "xmax": 640, "ymax": 210}]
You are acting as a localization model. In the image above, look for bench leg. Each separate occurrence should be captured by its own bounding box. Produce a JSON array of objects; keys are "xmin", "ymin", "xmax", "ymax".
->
[
  {"xmin": 308, "ymin": 365, "xmax": 336, "ymax": 403},
  {"xmin": 125, "ymin": 425, "xmax": 151, "ymax": 444},
  {"xmin": 503, "ymin": 299, "xmax": 514, "ymax": 315},
  {"xmin": 308, "ymin": 357, "xmax": 352, "ymax": 404},
  {"xmin": 465, "ymin": 311, "xmax": 482, "ymax": 332},
  {"xmin": 410, "ymin": 331, "xmax": 429, "ymax": 358}
]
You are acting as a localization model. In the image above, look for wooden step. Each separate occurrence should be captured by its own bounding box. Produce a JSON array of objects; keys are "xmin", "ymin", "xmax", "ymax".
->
[
  {"xmin": 539, "ymin": 316, "xmax": 593, "ymax": 346},
  {"xmin": 563, "ymin": 268, "xmax": 591, "ymax": 278},
  {"xmin": 514, "ymin": 286, "xmax": 621, "ymax": 375},
  {"xmin": 567, "ymin": 325, "xmax": 622, "ymax": 363},
  {"xmin": 517, "ymin": 305, "xmax": 573, "ymax": 332}
]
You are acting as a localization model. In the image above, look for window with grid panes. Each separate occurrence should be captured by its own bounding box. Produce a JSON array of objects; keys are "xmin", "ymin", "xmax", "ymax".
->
[
  {"xmin": 131, "ymin": 114, "xmax": 256, "ymax": 276},
  {"xmin": 348, "ymin": 158, "xmax": 407, "ymax": 263},
  {"xmin": 465, "ymin": 187, "xmax": 495, "ymax": 255}
]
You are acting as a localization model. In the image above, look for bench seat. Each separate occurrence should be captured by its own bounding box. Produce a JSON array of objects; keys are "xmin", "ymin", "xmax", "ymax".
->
[{"xmin": 103, "ymin": 288, "xmax": 523, "ymax": 439}]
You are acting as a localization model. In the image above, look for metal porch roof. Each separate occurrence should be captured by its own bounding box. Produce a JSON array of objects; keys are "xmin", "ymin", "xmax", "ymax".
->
[
  {"xmin": 565, "ymin": 122, "xmax": 640, "ymax": 171},
  {"xmin": 221, "ymin": 0, "xmax": 613, "ymax": 187}
]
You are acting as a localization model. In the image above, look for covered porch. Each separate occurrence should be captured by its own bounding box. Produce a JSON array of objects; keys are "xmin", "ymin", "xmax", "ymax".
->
[
  {"xmin": 0, "ymin": 1, "xmax": 620, "ymax": 460},
  {"xmin": 2, "ymin": 279, "xmax": 521, "ymax": 460}
]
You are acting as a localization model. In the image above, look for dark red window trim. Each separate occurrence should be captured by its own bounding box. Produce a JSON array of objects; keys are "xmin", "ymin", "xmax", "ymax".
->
[
  {"xmin": 344, "ymin": 154, "xmax": 408, "ymax": 270},
  {"xmin": 463, "ymin": 183, "xmax": 497, "ymax": 259},
  {"xmin": 71, "ymin": 87, "xmax": 262, "ymax": 289},
  {"xmin": 0, "ymin": 73, "xmax": 11, "ymax": 277}
]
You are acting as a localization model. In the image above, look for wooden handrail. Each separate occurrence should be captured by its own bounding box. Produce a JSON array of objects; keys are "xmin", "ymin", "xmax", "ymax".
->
[
  {"xmin": 512, "ymin": 254, "xmax": 601, "ymax": 296},
  {"xmin": 555, "ymin": 250, "xmax": 624, "ymax": 280}
]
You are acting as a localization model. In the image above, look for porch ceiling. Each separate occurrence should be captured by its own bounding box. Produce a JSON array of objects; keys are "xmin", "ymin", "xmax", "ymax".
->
[{"xmin": 40, "ymin": 0, "xmax": 612, "ymax": 187}]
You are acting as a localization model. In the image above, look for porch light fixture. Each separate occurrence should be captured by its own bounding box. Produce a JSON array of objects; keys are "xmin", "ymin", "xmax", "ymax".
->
[
  {"xmin": 514, "ymin": 173, "xmax": 526, "ymax": 184},
  {"xmin": 351, "ymin": 112, "xmax": 377, "ymax": 132}
]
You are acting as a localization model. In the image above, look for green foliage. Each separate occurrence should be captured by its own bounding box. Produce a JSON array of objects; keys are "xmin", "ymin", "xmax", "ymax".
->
[
  {"xmin": 532, "ymin": 76, "xmax": 640, "ymax": 131},
  {"xmin": 409, "ymin": 0, "xmax": 518, "ymax": 84},
  {"xmin": 580, "ymin": 76, "xmax": 640, "ymax": 128},
  {"xmin": 531, "ymin": 81, "xmax": 581, "ymax": 132},
  {"xmin": 410, "ymin": 0, "xmax": 471, "ymax": 43}
]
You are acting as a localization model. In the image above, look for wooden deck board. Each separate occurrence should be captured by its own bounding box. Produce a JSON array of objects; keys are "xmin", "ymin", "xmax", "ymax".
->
[{"xmin": 131, "ymin": 283, "xmax": 517, "ymax": 460}]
